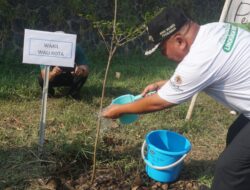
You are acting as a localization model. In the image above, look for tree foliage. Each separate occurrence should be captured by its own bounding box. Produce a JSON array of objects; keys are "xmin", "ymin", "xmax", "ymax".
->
[{"xmin": 0, "ymin": 0, "xmax": 225, "ymax": 57}]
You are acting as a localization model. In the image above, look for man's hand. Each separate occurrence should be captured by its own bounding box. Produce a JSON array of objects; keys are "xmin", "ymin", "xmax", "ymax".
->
[
  {"xmin": 141, "ymin": 80, "xmax": 166, "ymax": 97},
  {"xmin": 51, "ymin": 66, "xmax": 62, "ymax": 76},
  {"xmin": 102, "ymin": 104, "xmax": 122, "ymax": 119},
  {"xmin": 141, "ymin": 83, "xmax": 159, "ymax": 97},
  {"xmin": 50, "ymin": 66, "xmax": 62, "ymax": 81},
  {"xmin": 141, "ymin": 80, "xmax": 167, "ymax": 96},
  {"xmin": 41, "ymin": 66, "xmax": 62, "ymax": 81}
]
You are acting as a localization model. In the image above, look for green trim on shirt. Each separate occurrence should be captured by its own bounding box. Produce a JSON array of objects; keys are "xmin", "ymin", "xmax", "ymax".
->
[{"xmin": 223, "ymin": 24, "xmax": 238, "ymax": 53}]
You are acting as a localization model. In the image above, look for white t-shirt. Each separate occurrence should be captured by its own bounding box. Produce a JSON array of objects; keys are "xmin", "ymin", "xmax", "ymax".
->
[{"xmin": 158, "ymin": 22, "xmax": 250, "ymax": 119}]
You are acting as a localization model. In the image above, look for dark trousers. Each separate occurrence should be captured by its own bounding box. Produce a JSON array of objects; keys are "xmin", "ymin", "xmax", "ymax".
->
[
  {"xmin": 38, "ymin": 72, "xmax": 88, "ymax": 96},
  {"xmin": 211, "ymin": 114, "xmax": 250, "ymax": 190}
]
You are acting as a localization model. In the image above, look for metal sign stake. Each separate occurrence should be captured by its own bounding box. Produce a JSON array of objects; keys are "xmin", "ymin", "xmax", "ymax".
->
[{"xmin": 38, "ymin": 65, "xmax": 50, "ymax": 154}]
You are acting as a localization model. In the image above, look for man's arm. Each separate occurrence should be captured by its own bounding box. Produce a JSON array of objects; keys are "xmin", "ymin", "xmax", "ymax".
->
[
  {"xmin": 40, "ymin": 66, "xmax": 62, "ymax": 81},
  {"xmin": 102, "ymin": 93, "xmax": 175, "ymax": 119}
]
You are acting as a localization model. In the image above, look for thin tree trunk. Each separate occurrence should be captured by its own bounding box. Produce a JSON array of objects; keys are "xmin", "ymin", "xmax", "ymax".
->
[{"xmin": 91, "ymin": 0, "xmax": 118, "ymax": 183}]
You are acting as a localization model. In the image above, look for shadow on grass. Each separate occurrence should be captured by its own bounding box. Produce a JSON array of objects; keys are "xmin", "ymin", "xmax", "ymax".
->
[
  {"xmin": 0, "ymin": 136, "xmax": 142, "ymax": 189},
  {"xmin": 0, "ymin": 141, "xmax": 93, "ymax": 189},
  {"xmin": 182, "ymin": 159, "xmax": 216, "ymax": 181}
]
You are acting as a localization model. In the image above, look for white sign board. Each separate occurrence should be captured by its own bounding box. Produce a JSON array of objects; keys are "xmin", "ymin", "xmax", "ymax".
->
[{"xmin": 23, "ymin": 29, "xmax": 77, "ymax": 67}]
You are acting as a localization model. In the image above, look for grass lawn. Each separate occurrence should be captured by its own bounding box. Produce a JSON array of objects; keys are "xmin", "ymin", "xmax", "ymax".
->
[{"xmin": 0, "ymin": 52, "xmax": 236, "ymax": 189}]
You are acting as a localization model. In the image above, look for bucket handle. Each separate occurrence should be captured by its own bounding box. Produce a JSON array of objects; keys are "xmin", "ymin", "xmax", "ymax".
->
[
  {"xmin": 141, "ymin": 140, "xmax": 187, "ymax": 171},
  {"xmin": 134, "ymin": 91, "xmax": 156, "ymax": 101}
]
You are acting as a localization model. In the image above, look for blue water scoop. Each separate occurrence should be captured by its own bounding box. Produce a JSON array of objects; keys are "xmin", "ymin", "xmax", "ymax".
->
[{"xmin": 112, "ymin": 91, "xmax": 156, "ymax": 124}]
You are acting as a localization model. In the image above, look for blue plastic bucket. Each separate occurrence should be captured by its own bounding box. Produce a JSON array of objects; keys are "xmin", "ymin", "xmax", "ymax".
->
[
  {"xmin": 112, "ymin": 94, "xmax": 142, "ymax": 124},
  {"xmin": 141, "ymin": 130, "xmax": 191, "ymax": 182}
]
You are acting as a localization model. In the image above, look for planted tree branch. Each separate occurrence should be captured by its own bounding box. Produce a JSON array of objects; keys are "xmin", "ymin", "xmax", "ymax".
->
[{"xmin": 90, "ymin": 0, "xmax": 146, "ymax": 183}]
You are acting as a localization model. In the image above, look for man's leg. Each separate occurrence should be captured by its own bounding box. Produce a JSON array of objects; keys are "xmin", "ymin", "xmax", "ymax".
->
[
  {"xmin": 211, "ymin": 114, "xmax": 250, "ymax": 190},
  {"xmin": 38, "ymin": 73, "xmax": 73, "ymax": 97},
  {"xmin": 226, "ymin": 114, "xmax": 249, "ymax": 146},
  {"xmin": 67, "ymin": 75, "xmax": 88, "ymax": 99}
]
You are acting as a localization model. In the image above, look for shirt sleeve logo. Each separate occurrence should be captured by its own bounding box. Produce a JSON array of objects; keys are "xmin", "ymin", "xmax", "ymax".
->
[
  {"xmin": 223, "ymin": 24, "xmax": 238, "ymax": 53},
  {"xmin": 174, "ymin": 75, "xmax": 182, "ymax": 84},
  {"xmin": 169, "ymin": 75, "xmax": 183, "ymax": 92}
]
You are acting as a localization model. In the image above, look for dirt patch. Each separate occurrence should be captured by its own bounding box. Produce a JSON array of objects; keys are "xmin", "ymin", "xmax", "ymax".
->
[{"xmin": 25, "ymin": 167, "xmax": 207, "ymax": 190}]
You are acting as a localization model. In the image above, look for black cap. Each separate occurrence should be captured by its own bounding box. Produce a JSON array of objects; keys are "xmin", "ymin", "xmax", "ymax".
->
[{"xmin": 145, "ymin": 7, "xmax": 189, "ymax": 55}]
